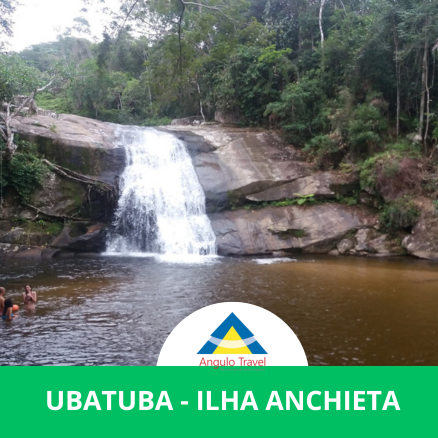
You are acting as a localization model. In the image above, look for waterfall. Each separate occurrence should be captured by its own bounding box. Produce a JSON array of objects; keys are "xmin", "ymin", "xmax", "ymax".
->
[{"xmin": 106, "ymin": 126, "xmax": 216, "ymax": 257}]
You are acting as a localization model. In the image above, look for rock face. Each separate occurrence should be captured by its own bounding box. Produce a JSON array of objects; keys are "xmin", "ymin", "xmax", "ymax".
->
[
  {"xmin": 246, "ymin": 171, "xmax": 359, "ymax": 202},
  {"xmin": 162, "ymin": 125, "xmax": 406, "ymax": 258},
  {"xmin": 210, "ymin": 204, "xmax": 379, "ymax": 256},
  {"xmin": 164, "ymin": 126, "xmax": 311, "ymax": 212},
  {"xmin": 402, "ymin": 199, "xmax": 438, "ymax": 260},
  {"xmin": 171, "ymin": 116, "xmax": 205, "ymax": 126},
  {"xmin": 0, "ymin": 114, "xmax": 124, "ymax": 259},
  {"xmin": 11, "ymin": 114, "xmax": 125, "ymax": 184},
  {"xmin": 2, "ymin": 117, "xmax": 430, "ymax": 260},
  {"xmin": 51, "ymin": 222, "xmax": 108, "ymax": 253}
]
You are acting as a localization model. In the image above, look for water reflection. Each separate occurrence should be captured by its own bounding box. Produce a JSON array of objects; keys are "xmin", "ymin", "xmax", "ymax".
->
[{"xmin": 0, "ymin": 255, "xmax": 437, "ymax": 366}]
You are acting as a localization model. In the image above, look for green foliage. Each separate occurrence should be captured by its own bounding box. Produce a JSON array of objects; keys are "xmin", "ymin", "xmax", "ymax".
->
[
  {"xmin": 210, "ymin": 44, "xmax": 293, "ymax": 125},
  {"xmin": 336, "ymin": 193, "xmax": 359, "ymax": 207},
  {"xmin": 360, "ymin": 142, "xmax": 422, "ymax": 195},
  {"xmin": 304, "ymin": 134, "xmax": 340, "ymax": 168},
  {"xmin": 265, "ymin": 71, "xmax": 327, "ymax": 139},
  {"xmin": 262, "ymin": 194, "xmax": 316, "ymax": 208},
  {"xmin": 36, "ymin": 92, "xmax": 70, "ymax": 113},
  {"xmin": 380, "ymin": 198, "xmax": 420, "ymax": 232},
  {"xmin": 12, "ymin": 217, "xmax": 63, "ymax": 235},
  {"xmin": 0, "ymin": 139, "xmax": 47, "ymax": 202},
  {"xmin": 0, "ymin": 53, "xmax": 42, "ymax": 102},
  {"xmin": 360, "ymin": 154, "xmax": 387, "ymax": 193},
  {"xmin": 348, "ymin": 103, "xmax": 388, "ymax": 155},
  {"xmin": 7, "ymin": 0, "xmax": 438, "ymax": 158}
]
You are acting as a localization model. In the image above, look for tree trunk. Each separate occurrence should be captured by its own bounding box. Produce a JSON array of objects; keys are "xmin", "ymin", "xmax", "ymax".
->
[
  {"xmin": 418, "ymin": 30, "xmax": 428, "ymax": 149},
  {"xmin": 196, "ymin": 79, "xmax": 205, "ymax": 121},
  {"xmin": 319, "ymin": 0, "xmax": 327, "ymax": 48},
  {"xmin": 1, "ymin": 103, "xmax": 17, "ymax": 161},
  {"xmin": 0, "ymin": 80, "xmax": 54, "ymax": 161},
  {"xmin": 392, "ymin": 14, "xmax": 400, "ymax": 139}
]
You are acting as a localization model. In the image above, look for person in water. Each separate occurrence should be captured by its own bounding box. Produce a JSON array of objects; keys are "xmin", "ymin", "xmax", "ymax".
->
[
  {"xmin": 0, "ymin": 287, "xmax": 5, "ymax": 315},
  {"xmin": 2, "ymin": 299, "xmax": 15, "ymax": 321},
  {"xmin": 23, "ymin": 284, "xmax": 37, "ymax": 310}
]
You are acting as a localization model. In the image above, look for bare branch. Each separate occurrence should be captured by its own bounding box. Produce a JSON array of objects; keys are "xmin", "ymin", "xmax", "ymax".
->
[
  {"xmin": 117, "ymin": 0, "xmax": 141, "ymax": 38},
  {"xmin": 11, "ymin": 80, "xmax": 54, "ymax": 119},
  {"xmin": 181, "ymin": 1, "xmax": 239, "ymax": 22},
  {"xmin": 42, "ymin": 159, "xmax": 115, "ymax": 190},
  {"xmin": 24, "ymin": 204, "xmax": 89, "ymax": 221}
]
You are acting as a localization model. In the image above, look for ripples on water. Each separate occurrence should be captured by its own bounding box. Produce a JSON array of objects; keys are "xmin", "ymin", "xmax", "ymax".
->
[{"xmin": 0, "ymin": 255, "xmax": 437, "ymax": 366}]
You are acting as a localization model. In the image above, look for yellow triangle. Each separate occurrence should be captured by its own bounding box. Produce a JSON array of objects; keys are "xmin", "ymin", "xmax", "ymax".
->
[
  {"xmin": 223, "ymin": 327, "xmax": 242, "ymax": 341},
  {"xmin": 213, "ymin": 327, "xmax": 252, "ymax": 354}
]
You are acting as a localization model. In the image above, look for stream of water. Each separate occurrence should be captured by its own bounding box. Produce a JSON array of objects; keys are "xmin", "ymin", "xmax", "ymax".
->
[
  {"xmin": 0, "ymin": 255, "xmax": 437, "ymax": 366},
  {"xmin": 107, "ymin": 127, "xmax": 216, "ymax": 256}
]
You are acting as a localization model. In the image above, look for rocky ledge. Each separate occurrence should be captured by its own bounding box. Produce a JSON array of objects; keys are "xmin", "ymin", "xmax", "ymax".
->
[
  {"xmin": 210, "ymin": 203, "xmax": 405, "ymax": 257},
  {"xmin": 165, "ymin": 125, "xmax": 410, "ymax": 259},
  {"xmin": 0, "ymin": 117, "xmax": 435, "ymax": 261}
]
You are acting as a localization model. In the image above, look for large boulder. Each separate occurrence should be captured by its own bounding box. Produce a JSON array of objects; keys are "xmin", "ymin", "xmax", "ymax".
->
[
  {"xmin": 51, "ymin": 222, "xmax": 108, "ymax": 253},
  {"xmin": 11, "ymin": 114, "xmax": 125, "ymax": 184},
  {"xmin": 164, "ymin": 126, "xmax": 311, "ymax": 212},
  {"xmin": 210, "ymin": 204, "xmax": 377, "ymax": 256},
  {"xmin": 171, "ymin": 116, "xmax": 204, "ymax": 126},
  {"xmin": 6, "ymin": 114, "xmax": 124, "ymax": 225},
  {"xmin": 402, "ymin": 199, "xmax": 438, "ymax": 260}
]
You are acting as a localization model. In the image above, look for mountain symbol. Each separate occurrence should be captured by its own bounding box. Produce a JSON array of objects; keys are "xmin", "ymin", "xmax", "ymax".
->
[{"xmin": 198, "ymin": 312, "xmax": 267, "ymax": 355}]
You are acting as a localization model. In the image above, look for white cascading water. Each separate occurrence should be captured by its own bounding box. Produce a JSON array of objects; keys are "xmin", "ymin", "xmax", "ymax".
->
[{"xmin": 106, "ymin": 127, "xmax": 216, "ymax": 257}]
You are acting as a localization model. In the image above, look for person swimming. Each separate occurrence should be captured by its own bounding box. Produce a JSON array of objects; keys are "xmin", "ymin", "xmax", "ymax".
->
[
  {"xmin": 23, "ymin": 284, "xmax": 37, "ymax": 311},
  {"xmin": 2, "ymin": 298, "xmax": 15, "ymax": 321}
]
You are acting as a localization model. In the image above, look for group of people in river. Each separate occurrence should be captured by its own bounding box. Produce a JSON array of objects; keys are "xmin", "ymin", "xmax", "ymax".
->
[{"xmin": 0, "ymin": 285, "xmax": 37, "ymax": 321}]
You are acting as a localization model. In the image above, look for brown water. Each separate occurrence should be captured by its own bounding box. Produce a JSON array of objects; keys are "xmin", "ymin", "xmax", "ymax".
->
[{"xmin": 0, "ymin": 255, "xmax": 437, "ymax": 366}]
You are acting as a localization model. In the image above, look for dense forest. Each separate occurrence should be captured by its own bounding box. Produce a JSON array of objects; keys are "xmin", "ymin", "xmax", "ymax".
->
[
  {"xmin": 1, "ymin": 0, "xmax": 438, "ymax": 229},
  {"xmin": 2, "ymin": 1, "xmax": 438, "ymax": 149}
]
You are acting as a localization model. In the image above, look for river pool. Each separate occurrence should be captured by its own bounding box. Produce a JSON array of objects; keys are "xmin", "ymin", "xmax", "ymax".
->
[{"xmin": 0, "ymin": 255, "xmax": 437, "ymax": 366}]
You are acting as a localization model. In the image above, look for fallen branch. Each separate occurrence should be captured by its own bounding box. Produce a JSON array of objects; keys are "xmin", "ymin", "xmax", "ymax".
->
[
  {"xmin": 42, "ymin": 159, "xmax": 116, "ymax": 193},
  {"xmin": 24, "ymin": 204, "xmax": 88, "ymax": 221}
]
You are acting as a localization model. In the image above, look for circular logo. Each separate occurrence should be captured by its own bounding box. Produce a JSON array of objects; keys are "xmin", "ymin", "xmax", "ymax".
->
[{"xmin": 158, "ymin": 302, "xmax": 308, "ymax": 366}]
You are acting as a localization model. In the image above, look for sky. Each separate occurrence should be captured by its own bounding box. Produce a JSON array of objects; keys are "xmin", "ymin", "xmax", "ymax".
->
[{"xmin": 9, "ymin": 0, "xmax": 121, "ymax": 52}]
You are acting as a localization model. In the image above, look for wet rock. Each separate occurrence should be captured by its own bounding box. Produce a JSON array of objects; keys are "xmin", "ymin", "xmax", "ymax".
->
[
  {"xmin": 168, "ymin": 127, "xmax": 310, "ymax": 212},
  {"xmin": 9, "ymin": 248, "xmax": 43, "ymax": 259},
  {"xmin": 359, "ymin": 192, "xmax": 380, "ymax": 209},
  {"xmin": 403, "ymin": 207, "xmax": 438, "ymax": 260},
  {"xmin": 210, "ymin": 204, "xmax": 377, "ymax": 256},
  {"xmin": 337, "ymin": 239, "xmax": 355, "ymax": 255},
  {"xmin": 0, "ymin": 227, "xmax": 54, "ymax": 247},
  {"xmin": 214, "ymin": 111, "xmax": 242, "ymax": 125},
  {"xmin": 0, "ymin": 243, "xmax": 22, "ymax": 256},
  {"xmin": 42, "ymin": 248, "xmax": 61, "ymax": 259},
  {"xmin": 51, "ymin": 222, "xmax": 108, "ymax": 253},
  {"xmin": 328, "ymin": 249, "xmax": 340, "ymax": 256},
  {"xmin": 355, "ymin": 228, "xmax": 380, "ymax": 245},
  {"xmin": 367, "ymin": 235, "xmax": 405, "ymax": 256},
  {"xmin": 247, "ymin": 171, "xmax": 359, "ymax": 203},
  {"xmin": 171, "ymin": 116, "xmax": 204, "ymax": 126},
  {"xmin": 157, "ymin": 129, "xmax": 216, "ymax": 157}
]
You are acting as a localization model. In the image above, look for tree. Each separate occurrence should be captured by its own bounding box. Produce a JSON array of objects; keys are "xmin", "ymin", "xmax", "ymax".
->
[
  {"xmin": 0, "ymin": 0, "xmax": 18, "ymax": 48},
  {"xmin": 398, "ymin": 0, "xmax": 438, "ymax": 150},
  {"xmin": 0, "ymin": 54, "xmax": 68, "ymax": 160},
  {"xmin": 0, "ymin": 0, "xmax": 17, "ymax": 37}
]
